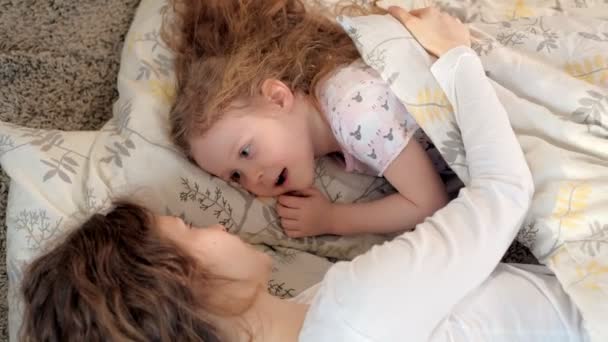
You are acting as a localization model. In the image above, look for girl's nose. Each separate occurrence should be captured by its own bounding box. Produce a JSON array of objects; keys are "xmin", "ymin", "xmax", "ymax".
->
[
  {"xmin": 254, "ymin": 168, "xmax": 264, "ymax": 184},
  {"xmin": 246, "ymin": 166, "xmax": 264, "ymax": 185}
]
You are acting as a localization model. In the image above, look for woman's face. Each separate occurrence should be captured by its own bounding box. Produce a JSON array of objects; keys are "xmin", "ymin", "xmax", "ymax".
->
[{"xmin": 155, "ymin": 216, "xmax": 273, "ymax": 286}]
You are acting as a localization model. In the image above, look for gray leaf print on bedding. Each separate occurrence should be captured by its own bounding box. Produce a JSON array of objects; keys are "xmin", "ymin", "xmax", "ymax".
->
[
  {"xmin": 268, "ymin": 279, "xmax": 296, "ymax": 299},
  {"xmin": 571, "ymin": 90, "xmax": 607, "ymax": 135},
  {"xmin": 100, "ymin": 140, "xmax": 136, "ymax": 168},
  {"xmin": 101, "ymin": 100, "xmax": 140, "ymax": 168},
  {"xmin": 12, "ymin": 209, "xmax": 63, "ymax": 250},
  {"xmin": 266, "ymin": 245, "xmax": 300, "ymax": 265},
  {"xmin": 179, "ymin": 178, "xmax": 239, "ymax": 232},
  {"xmin": 472, "ymin": 37, "xmax": 496, "ymax": 56},
  {"xmin": 109, "ymin": 99, "xmax": 132, "ymax": 135},
  {"xmin": 314, "ymin": 160, "xmax": 342, "ymax": 203},
  {"xmin": 493, "ymin": 17, "xmax": 559, "ymax": 53},
  {"xmin": 19, "ymin": 128, "xmax": 90, "ymax": 160},
  {"xmin": 178, "ymin": 177, "xmax": 256, "ymax": 235},
  {"xmin": 440, "ymin": 123, "xmax": 468, "ymax": 171},
  {"xmin": 7, "ymin": 258, "xmax": 25, "ymax": 321},
  {"xmin": 40, "ymin": 151, "xmax": 80, "ymax": 184},
  {"xmin": 536, "ymin": 26, "xmax": 559, "ymax": 53},
  {"xmin": 135, "ymin": 30, "xmax": 173, "ymax": 80},
  {"xmin": 579, "ymin": 221, "xmax": 608, "ymax": 257},
  {"xmin": 386, "ymin": 72, "xmax": 400, "ymax": 86},
  {"xmin": 337, "ymin": 16, "xmax": 363, "ymax": 50},
  {"xmin": 578, "ymin": 32, "xmax": 608, "ymax": 42},
  {"xmin": 517, "ymin": 223, "xmax": 539, "ymax": 250},
  {"xmin": 0, "ymin": 135, "xmax": 15, "ymax": 154},
  {"xmin": 366, "ymin": 48, "xmax": 387, "ymax": 73},
  {"xmin": 17, "ymin": 129, "xmax": 89, "ymax": 183}
]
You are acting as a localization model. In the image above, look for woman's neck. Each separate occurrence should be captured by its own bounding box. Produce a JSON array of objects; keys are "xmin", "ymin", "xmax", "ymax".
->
[{"xmin": 233, "ymin": 291, "xmax": 309, "ymax": 342}]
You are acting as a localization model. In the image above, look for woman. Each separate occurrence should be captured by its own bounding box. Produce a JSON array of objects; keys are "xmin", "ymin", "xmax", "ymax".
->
[{"xmin": 20, "ymin": 7, "xmax": 589, "ymax": 341}]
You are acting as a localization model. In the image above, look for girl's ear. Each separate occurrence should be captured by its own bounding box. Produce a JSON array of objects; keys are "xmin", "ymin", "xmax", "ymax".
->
[{"xmin": 260, "ymin": 79, "xmax": 294, "ymax": 113}]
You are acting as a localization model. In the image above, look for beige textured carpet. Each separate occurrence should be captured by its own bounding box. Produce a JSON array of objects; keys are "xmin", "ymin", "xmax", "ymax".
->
[
  {"xmin": 0, "ymin": 0, "xmax": 141, "ymax": 339},
  {"xmin": 0, "ymin": 0, "xmax": 538, "ymax": 340}
]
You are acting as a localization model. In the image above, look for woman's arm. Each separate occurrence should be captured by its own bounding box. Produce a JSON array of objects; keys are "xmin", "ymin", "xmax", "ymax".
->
[{"xmin": 312, "ymin": 8, "xmax": 534, "ymax": 341}]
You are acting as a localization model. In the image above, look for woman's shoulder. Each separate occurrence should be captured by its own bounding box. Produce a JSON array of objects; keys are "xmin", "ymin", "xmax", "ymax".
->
[{"xmin": 298, "ymin": 263, "xmax": 374, "ymax": 341}]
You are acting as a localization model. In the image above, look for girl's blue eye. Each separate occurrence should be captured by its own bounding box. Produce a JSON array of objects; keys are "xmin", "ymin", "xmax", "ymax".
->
[{"xmin": 240, "ymin": 145, "xmax": 251, "ymax": 158}]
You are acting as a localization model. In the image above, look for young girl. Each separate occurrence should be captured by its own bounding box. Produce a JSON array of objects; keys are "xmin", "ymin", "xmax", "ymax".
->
[{"xmin": 163, "ymin": 0, "xmax": 450, "ymax": 237}]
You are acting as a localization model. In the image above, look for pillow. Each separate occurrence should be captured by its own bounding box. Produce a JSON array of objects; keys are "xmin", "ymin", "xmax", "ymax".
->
[{"xmin": 0, "ymin": 0, "xmax": 393, "ymax": 339}]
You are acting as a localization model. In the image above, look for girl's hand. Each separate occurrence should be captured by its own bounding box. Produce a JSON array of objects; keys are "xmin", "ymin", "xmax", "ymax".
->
[
  {"xmin": 276, "ymin": 187, "xmax": 335, "ymax": 238},
  {"xmin": 388, "ymin": 6, "xmax": 470, "ymax": 57}
]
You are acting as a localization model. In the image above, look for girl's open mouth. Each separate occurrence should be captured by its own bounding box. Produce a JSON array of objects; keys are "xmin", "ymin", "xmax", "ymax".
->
[{"xmin": 275, "ymin": 168, "xmax": 287, "ymax": 186}]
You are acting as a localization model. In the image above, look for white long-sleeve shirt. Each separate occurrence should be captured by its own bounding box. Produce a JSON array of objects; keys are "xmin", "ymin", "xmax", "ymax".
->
[{"xmin": 298, "ymin": 47, "xmax": 588, "ymax": 341}]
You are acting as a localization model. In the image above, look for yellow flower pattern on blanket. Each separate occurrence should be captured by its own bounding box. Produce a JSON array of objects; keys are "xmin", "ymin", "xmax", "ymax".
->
[
  {"xmin": 126, "ymin": 32, "xmax": 141, "ymax": 54},
  {"xmin": 564, "ymin": 55, "xmax": 608, "ymax": 87},
  {"xmin": 508, "ymin": 0, "xmax": 534, "ymax": 19},
  {"xmin": 148, "ymin": 79, "xmax": 176, "ymax": 105},
  {"xmin": 576, "ymin": 260, "xmax": 608, "ymax": 291},
  {"xmin": 409, "ymin": 88, "xmax": 453, "ymax": 126},
  {"xmin": 551, "ymin": 182, "xmax": 592, "ymax": 231}
]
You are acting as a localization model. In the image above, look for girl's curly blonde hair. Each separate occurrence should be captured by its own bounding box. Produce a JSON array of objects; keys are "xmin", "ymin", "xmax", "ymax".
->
[{"xmin": 162, "ymin": 0, "xmax": 376, "ymax": 155}]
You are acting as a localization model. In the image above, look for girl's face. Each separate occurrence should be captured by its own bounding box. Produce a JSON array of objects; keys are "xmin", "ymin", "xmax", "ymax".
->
[{"xmin": 189, "ymin": 88, "xmax": 317, "ymax": 197}]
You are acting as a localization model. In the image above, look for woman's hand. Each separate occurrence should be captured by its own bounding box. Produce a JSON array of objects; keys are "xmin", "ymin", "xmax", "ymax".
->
[{"xmin": 388, "ymin": 6, "xmax": 470, "ymax": 57}]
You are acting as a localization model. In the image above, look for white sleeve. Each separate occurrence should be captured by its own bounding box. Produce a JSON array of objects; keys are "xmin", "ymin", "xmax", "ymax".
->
[{"xmin": 301, "ymin": 46, "xmax": 534, "ymax": 341}]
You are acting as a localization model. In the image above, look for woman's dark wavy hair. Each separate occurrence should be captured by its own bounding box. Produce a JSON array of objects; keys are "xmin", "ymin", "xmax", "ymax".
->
[{"xmin": 20, "ymin": 203, "xmax": 223, "ymax": 342}]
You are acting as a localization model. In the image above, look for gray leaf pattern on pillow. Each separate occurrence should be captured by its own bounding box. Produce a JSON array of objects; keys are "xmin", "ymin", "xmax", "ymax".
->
[
  {"xmin": 100, "ymin": 100, "xmax": 140, "ymax": 168},
  {"xmin": 359, "ymin": 34, "xmax": 415, "ymax": 74},
  {"xmin": 109, "ymin": 99, "xmax": 133, "ymax": 134},
  {"xmin": 352, "ymin": 177, "xmax": 396, "ymax": 204},
  {"xmin": 135, "ymin": 29, "xmax": 173, "ymax": 80},
  {"xmin": 179, "ymin": 178, "xmax": 241, "ymax": 232},
  {"xmin": 0, "ymin": 134, "xmax": 15, "ymax": 154},
  {"xmin": 25, "ymin": 130, "xmax": 89, "ymax": 157},
  {"xmin": 367, "ymin": 48, "xmax": 387, "ymax": 73},
  {"xmin": 7, "ymin": 258, "xmax": 26, "ymax": 332},
  {"xmin": 268, "ymin": 278, "xmax": 297, "ymax": 299},
  {"xmin": 100, "ymin": 140, "xmax": 136, "ymax": 168},
  {"xmin": 337, "ymin": 16, "xmax": 363, "ymax": 50},
  {"xmin": 11, "ymin": 209, "xmax": 63, "ymax": 250},
  {"xmin": 314, "ymin": 160, "xmax": 343, "ymax": 203},
  {"xmin": 41, "ymin": 154, "xmax": 78, "ymax": 184},
  {"xmin": 0, "ymin": 126, "xmax": 90, "ymax": 183}
]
